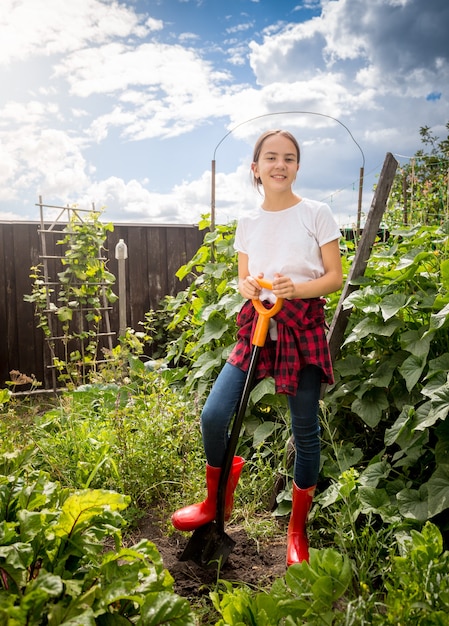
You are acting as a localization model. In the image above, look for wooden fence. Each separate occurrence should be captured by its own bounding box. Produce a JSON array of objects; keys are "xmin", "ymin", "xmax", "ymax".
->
[{"xmin": 0, "ymin": 222, "xmax": 204, "ymax": 390}]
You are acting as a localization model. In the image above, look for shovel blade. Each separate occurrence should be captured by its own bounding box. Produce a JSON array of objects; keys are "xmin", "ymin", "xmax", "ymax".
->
[{"xmin": 179, "ymin": 522, "xmax": 236, "ymax": 569}]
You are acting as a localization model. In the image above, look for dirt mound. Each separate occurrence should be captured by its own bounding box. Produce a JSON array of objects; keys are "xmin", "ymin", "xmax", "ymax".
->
[{"xmin": 133, "ymin": 511, "xmax": 288, "ymax": 598}]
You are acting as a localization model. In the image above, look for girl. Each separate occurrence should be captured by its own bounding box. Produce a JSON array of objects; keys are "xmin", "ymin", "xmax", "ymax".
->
[{"xmin": 172, "ymin": 129, "xmax": 343, "ymax": 566}]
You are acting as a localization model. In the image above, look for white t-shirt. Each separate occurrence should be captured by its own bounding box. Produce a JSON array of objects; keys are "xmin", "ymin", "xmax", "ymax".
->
[{"xmin": 234, "ymin": 198, "xmax": 341, "ymax": 302}]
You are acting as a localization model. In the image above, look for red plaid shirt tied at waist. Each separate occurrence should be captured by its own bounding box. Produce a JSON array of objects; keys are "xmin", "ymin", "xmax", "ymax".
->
[{"xmin": 227, "ymin": 297, "xmax": 334, "ymax": 396}]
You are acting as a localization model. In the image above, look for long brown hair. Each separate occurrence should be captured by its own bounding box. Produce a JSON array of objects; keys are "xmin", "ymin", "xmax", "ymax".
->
[{"xmin": 251, "ymin": 130, "xmax": 301, "ymax": 189}]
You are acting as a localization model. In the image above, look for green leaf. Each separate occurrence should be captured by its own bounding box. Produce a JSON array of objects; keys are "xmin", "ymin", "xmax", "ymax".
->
[
  {"xmin": 359, "ymin": 460, "xmax": 391, "ymax": 487},
  {"xmin": 427, "ymin": 353, "xmax": 449, "ymax": 378},
  {"xmin": 427, "ymin": 464, "xmax": 449, "ymax": 518},
  {"xmin": 421, "ymin": 373, "xmax": 447, "ymax": 398},
  {"xmin": 344, "ymin": 288, "xmax": 381, "ymax": 314},
  {"xmin": 368, "ymin": 352, "xmax": 404, "ymax": 387},
  {"xmin": 343, "ymin": 317, "xmax": 402, "ymax": 345},
  {"xmin": 396, "ymin": 485, "xmax": 429, "ymax": 521},
  {"xmin": 358, "ymin": 487, "xmax": 400, "ymax": 522},
  {"xmin": 28, "ymin": 570, "xmax": 64, "ymax": 597},
  {"xmin": 140, "ymin": 591, "xmax": 197, "ymax": 625},
  {"xmin": 55, "ymin": 490, "xmax": 129, "ymax": 537},
  {"xmin": 18, "ymin": 510, "xmax": 57, "ymax": 542},
  {"xmin": 310, "ymin": 576, "xmax": 338, "ymax": 610},
  {"xmin": 334, "ymin": 355, "xmax": 364, "ymax": 376},
  {"xmin": 57, "ymin": 306, "xmax": 73, "ymax": 322},
  {"xmin": 0, "ymin": 541, "xmax": 34, "ymax": 571},
  {"xmin": 416, "ymin": 384, "xmax": 449, "ymax": 430},
  {"xmin": 191, "ymin": 348, "xmax": 225, "ymax": 379},
  {"xmin": 380, "ymin": 293, "xmax": 413, "ymax": 320},
  {"xmin": 351, "ymin": 388, "xmax": 389, "ymax": 428},
  {"xmin": 385, "ymin": 406, "xmax": 422, "ymax": 448},
  {"xmin": 429, "ymin": 302, "xmax": 449, "ymax": 330},
  {"xmin": 252, "ymin": 422, "xmax": 278, "ymax": 447},
  {"xmin": 250, "ymin": 378, "xmax": 275, "ymax": 404},
  {"xmin": 0, "ymin": 389, "xmax": 11, "ymax": 406},
  {"xmin": 400, "ymin": 328, "xmax": 431, "ymax": 358},
  {"xmin": 440, "ymin": 258, "xmax": 449, "ymax": 290},
  {"xmin": 418, "ymin": 521, "xmax": 444, "ymax": 557},
  {"xmin": 435, "ymin": 426, "xmax": 449, "ymax": 464},
  {"xmin": 198, "ymin": 314, "xmax": 229, "ymax": 346},
  {"xmin": 0, "ymin": 520, "xmax": 18, "ymax": 545},
  {"xmin": 285, "ymin": 559, "xmax": 318, "ymax": 594},
  {"xmin": 335, "ymin": 445, "xmax": 364, "ymax": 474},
  {"xmin": 398, "ymin": 353, "xmax": 426, "ymax": 392}
]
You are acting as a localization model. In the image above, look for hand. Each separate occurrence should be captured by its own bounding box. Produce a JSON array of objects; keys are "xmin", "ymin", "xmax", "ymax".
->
[
  {"xmin": 240, "ymin": 274, "xmax": 263, "ymax": 299},
  {"xmin": 272, "ymin": 273, "xmax": 297, "ymax": 299}
]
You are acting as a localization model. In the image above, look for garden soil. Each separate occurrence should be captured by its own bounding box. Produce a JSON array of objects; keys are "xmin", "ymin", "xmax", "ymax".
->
[{"xmin": 132, "ymin": 509, "xmax": 289, "ymax": 598}]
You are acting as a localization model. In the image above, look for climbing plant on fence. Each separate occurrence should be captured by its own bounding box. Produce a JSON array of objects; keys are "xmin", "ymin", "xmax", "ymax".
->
[{"xmin": 25, "ymin": 208, "xmax": 117, "ymax": 387}]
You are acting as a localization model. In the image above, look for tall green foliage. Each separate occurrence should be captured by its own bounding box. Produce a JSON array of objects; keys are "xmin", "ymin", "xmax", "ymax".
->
[
  {"xmin": 322, "ymin": 221, "xmax": 449, "ymax": 527},
  {"xmin": 161, "ymin": 216, "xmax": 243, "ymax": 396}
]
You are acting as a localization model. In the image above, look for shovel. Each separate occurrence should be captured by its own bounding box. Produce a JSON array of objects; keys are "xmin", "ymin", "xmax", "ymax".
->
[{"xmin": 179, "ymin": 279, "xmax": 283, "ymax": 569}]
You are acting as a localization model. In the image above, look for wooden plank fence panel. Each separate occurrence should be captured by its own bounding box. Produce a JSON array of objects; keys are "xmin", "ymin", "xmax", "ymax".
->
[
  {"xmin": 126, "ymin": 226, "xmax": 149, "ymax": 331},
  {"xmin": 146, "ymin": 226, "xmax": 167, "ymax": 309},
  {"xmin": 0, "ymin": 224, "xmax": 8, "ymax": 380},
  {"xmin": 166, "ymin": 228, "xmax": 188, "ymax": 296},
  {"xmin": 4, "ymin": 224, "xmax": 19, "ymax": 383},
  {"xmin": 14, "ymin": 225, "xmax": 38, "ymax": 379},
  {"xmin": 0, "ymin": 222, "xmax": 206, "ymax": 389}
]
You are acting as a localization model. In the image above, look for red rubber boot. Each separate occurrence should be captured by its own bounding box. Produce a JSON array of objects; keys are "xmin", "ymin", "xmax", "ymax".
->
[
  {"xmin": 286, "ymin": 483, "xmax": 316, "ymax": 566},
  {"xmin": 171, "ymin": 456, "xmax": 245, "ymax": 532}
]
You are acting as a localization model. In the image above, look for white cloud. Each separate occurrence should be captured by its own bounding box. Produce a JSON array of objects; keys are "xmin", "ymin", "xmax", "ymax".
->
[
  {"xmin": 249, "ymin": 19, "xmax": 327, "ymax": 84},
  {"xmin": 0, "ymin": 0, "xmax": 446, "ymax": 228},
  {"xmin": 52, "ymin": 40, "xmax": 234, "ymax": 141},
  {"xmin": 322, "ymin": 0, "xmax": 449, "ymax": 89},
  {"xmin": 0, "ymin": 0, "xmax": 146, "ymax": 65},
  {"xmin": 81, "ymin": 172, "xmax": 211, "ymax": 224},
  {"xmin": 145, "ymin": 17, "xmax": 164, "ymax": 32}
]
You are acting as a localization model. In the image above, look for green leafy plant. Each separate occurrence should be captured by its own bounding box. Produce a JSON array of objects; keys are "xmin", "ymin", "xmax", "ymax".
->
[
  {"xmin": 211, "ymin": 523, "xmax": 449, "ymax": 625},
  {"xmin": 323, "ymin": 221, "xmax": 449, "ymax": 529},
  {"xmin": 25, "ymin": 208, "xmax": 117, "ymax": 387},
  {"xmin": 0, "ymin": 389, "xmax": 11, "ymax": 411},
  {"xmin": 28, "ymin": 364, "xmax": 205, "ymax": 513},
  {"xmin": 211, "ymin": 548, "xmax": 352, "ymax": 625},
  {"xmin": 0, "ymin": 449, "xmax": 195, "ymax": 625},
  {"xmin": 160, "ymin": 216, "xmax": 243, "ymax": 397},
  {"xmin": 378, "ymin": 521, "xmax": 449, "ymax": 624}
]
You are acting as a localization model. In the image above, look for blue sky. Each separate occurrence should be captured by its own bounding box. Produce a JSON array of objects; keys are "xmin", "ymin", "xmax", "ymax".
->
[{"xmin": 0, "ymin": 0, "xmax": 447, "ymax": 227}]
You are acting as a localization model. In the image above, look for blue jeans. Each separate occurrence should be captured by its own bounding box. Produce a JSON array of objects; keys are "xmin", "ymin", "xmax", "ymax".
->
[{"xmin": 201, "ymin": 362, "xmax": 322, "ymax": 489}]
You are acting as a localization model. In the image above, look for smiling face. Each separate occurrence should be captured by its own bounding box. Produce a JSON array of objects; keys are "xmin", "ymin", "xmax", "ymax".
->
[{"xmin": 251, "ymin": 132, "xmax": 300, "ymax": 193}]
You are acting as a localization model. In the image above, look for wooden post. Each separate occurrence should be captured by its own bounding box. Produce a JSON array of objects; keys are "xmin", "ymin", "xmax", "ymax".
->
[
  {"xmin": 327, "ymin": 152, "xmax": 399, "ymax": 363},
  {"xmin": 115, "ymin": 239, "xmax": 128, "ymax": 338},
  {"xmin": 211, "ymin": 158, "xmax": 216, "ymax": 232},
  {"xmin": 402, "ymin": 171, "xmax": 408, "ymax": 225},
  {"xmin": 356, "ymin": 165, "xmax": 365, "ymax": 236}
]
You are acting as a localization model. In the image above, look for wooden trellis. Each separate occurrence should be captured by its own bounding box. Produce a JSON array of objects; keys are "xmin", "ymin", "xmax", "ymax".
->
[{"xmin": 36, "ymin": 197, "xmax": 115, "ymax": 390}]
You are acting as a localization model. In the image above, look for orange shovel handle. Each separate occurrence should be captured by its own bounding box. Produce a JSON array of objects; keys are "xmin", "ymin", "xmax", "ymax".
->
[{"xmin": 251, "ymin": 279, "xmax": 284, "ymax": 347}]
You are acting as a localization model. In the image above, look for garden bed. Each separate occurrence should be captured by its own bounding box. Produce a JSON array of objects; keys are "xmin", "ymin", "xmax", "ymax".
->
[{"xmin": 132, "ymin": 509, "xmax": 288, "ymax": 598}]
